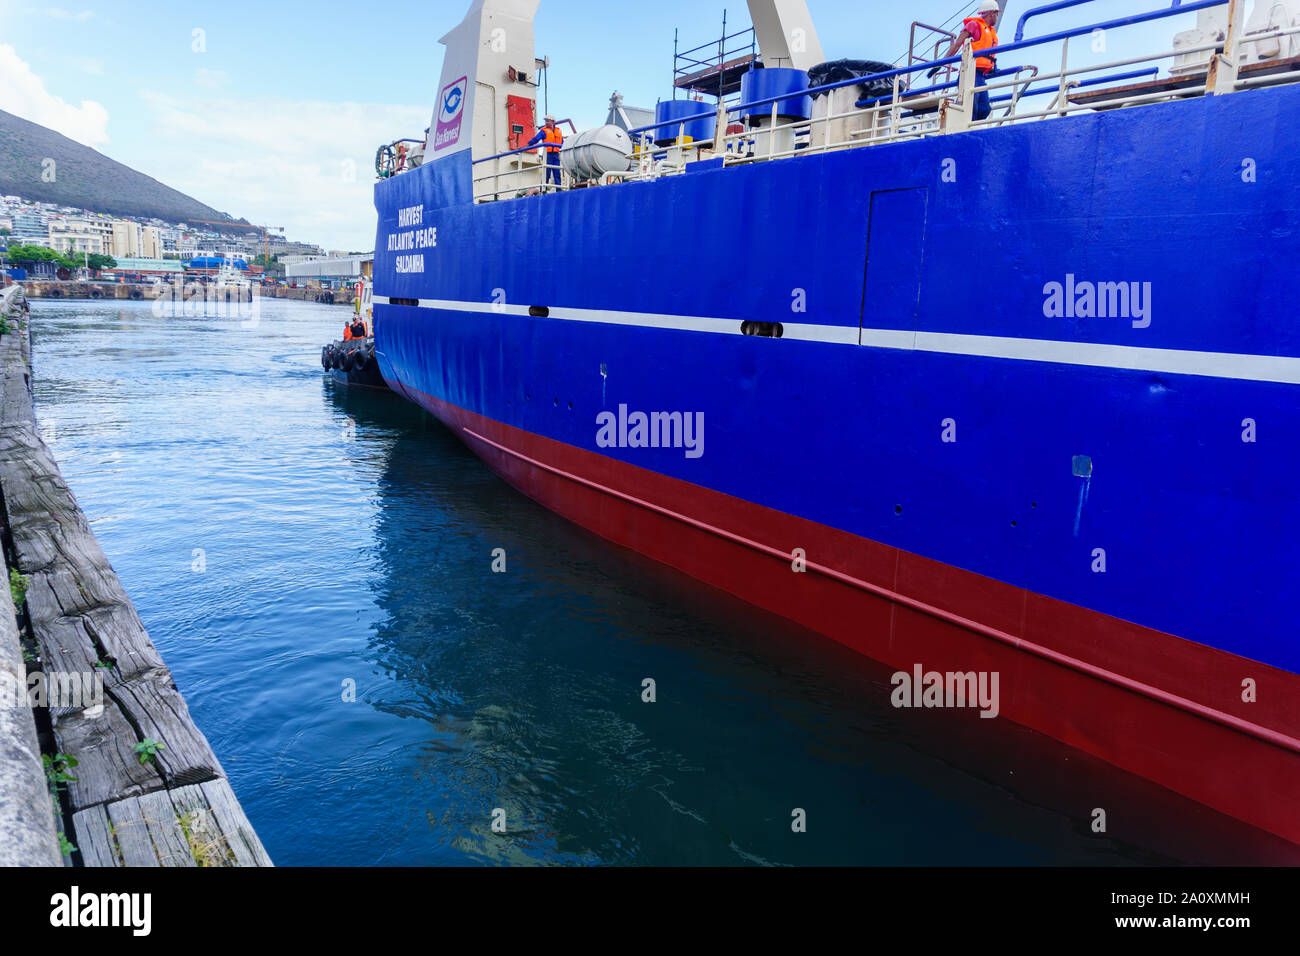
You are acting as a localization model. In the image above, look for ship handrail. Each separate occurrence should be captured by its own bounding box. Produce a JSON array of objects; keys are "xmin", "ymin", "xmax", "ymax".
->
[
  {"xmin": 618, "ymin": 0, "xmax": 1229, "ymax": 140},
  {"xmin": 713, "ymin": 11, "xmax": 1281, "ymax": 158},
  {"xmin": 989, "ymin": 66, "xmax": 1161, "ymax": 103},
  {"xmin": 469, "ymin": 0, "xmax": 1276, "ymax": 202},
  {"xmin": 475, "ymin": 141, "xmax": 552, "ymax": 165},
  {"xmin": 1015, "ymin": 0, "xmax": 1201, "ymax": 42},
  {"xmin": 713, "ymin": 29, "xmax": 1263, "ymax": 165},
  {"xmin": 1015, "ymin": 0, "xmax": 1110, "ymax": 42},
  {"xmin": 854, "ymin": 65, "xmax": 1154, "ymax": 109}
]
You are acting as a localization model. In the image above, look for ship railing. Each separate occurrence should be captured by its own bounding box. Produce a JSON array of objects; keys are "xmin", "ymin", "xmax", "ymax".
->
[
  {"xmin": 611, "ymin": 0, "xmax": 1298, "ymax": 181},
  {"xmin": 471, "ymin": 141, "xmax": 571, "ymax": 203},
  {"xmin": 469, "ymin": 0, "xmax": 1297, "ymax": 200}
]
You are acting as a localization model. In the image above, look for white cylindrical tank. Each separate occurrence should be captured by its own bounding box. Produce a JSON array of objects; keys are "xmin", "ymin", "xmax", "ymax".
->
[{"xmin": 560, "ymin": 126, "xmax": 633, "ymax": 181}]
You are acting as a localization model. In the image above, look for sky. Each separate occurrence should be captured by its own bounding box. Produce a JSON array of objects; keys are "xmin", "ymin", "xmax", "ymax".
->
[{"xmin": 0, "ymin": 1, "xmax": 1215, "ymax": 251}]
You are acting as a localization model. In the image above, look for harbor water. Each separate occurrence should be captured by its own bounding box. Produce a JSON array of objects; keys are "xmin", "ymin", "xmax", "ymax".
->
[{"xmin": 25, "ymin": 298, "xmax": 1295, "ymax": 866}]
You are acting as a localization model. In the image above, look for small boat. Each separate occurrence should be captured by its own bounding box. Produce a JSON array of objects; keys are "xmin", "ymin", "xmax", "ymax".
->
[
  {"xmin": 214, "ymin": 261, "xmax": 252, "ymax": 292},
  {"xmin": 321, "ymin": 280, "xmax": 387, "ymax": 389}
]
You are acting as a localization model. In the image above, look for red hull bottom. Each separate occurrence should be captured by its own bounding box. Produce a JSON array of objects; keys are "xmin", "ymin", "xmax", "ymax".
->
[{"xmin": 399, "ymin": 385, "xmax": 1300, "ymax": 848}]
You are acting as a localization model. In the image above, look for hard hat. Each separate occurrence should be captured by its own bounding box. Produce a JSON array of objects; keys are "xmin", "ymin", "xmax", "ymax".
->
[
  {"xmin": 544, "ymin": 114, "xmax": 556, "ymax": 123},
  {"xmin": 978, "ymin": 0, "xmax": 1000, "ymax": 13}
]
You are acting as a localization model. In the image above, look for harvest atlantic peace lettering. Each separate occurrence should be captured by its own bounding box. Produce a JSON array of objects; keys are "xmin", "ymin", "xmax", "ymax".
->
[{"xmin": 390, "ymin": 205, "xmax": 437, "ymax": 273}]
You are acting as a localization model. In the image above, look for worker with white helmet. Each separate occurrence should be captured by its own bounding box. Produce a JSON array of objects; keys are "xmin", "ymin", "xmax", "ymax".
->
[
  {"xmin": 938, "ymin": 0, "xmax": 1002, "ymax": 121},
  {"xmin": 527, "ymin": 113, "xmax": 565, "ymax": 190}
]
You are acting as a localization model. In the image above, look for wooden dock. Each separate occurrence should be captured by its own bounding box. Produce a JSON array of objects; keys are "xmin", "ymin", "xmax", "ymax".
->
[
  {"xmin": 21, "ymin": 280, "xmax": 351, "ymax": 306},
  {"xmin": 0, "ymin": 308, "xmax": 271, "ymax": 867}
]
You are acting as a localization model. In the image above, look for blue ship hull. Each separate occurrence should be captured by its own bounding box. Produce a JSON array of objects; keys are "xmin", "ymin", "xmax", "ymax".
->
[{"xmin": 371, "ymin": 82, "xmax": 1300, "ymax": 843}]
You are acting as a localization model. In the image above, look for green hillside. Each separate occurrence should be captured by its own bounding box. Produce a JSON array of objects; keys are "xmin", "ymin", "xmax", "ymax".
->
[{"xmin": 0, "ymin": 108, "xmax": 249, "ymax": 231}]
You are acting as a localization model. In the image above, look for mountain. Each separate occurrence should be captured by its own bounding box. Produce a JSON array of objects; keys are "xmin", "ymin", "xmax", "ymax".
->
[{"xmin": 0, "ymin": 109, "xmax": 249, "ymax": 232}]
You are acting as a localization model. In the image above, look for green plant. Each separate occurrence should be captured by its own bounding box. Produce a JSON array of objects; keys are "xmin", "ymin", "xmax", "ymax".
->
[
  {"xmin": 133, "ymin": 738, "xmax": 165, "ymax": 764},
  {"xmin": 9, "ymin": 568, "xmax": 29, "ymax": 608},
  {"xmin": 57, "ymin": 833, "xmax": 77, "ymax": 857},
  {"xmin": 43, "ymin": 753, "xmax": 79, "ymax": 785}
]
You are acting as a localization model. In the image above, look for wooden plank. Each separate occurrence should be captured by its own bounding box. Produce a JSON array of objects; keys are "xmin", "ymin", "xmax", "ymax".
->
[
  {"xmin": 53, "ymin": 704, "xmax": 162, "ymax": 810},
  {"xmin": 104, "ymin": 797, "xmax": 163, "ymax": 868},
  {"xmin": 167, "ymin": 785, "xmax": 239, "ymax": 867},
  {"xmin": 0, "ymin": 326, "xmax": 33, "ymax": 427},
  {"xmin": 71, "ymin": 804, "xmax": 119, "ymax": 867},
  {"xmin": 197, "ymin": 780, "xmax": 273, "ymax": 868},
  {"xmin": 135, "ymin": 789, "xmax": 196, "ymax": 867},
  {"xmin": 107, "ymin": 667, "xmax": 223, "ymax": 786},
  {"xmin": 1, "ymin": 323, "xmax": 271, "ymax": 866},
  {"xmin": 100, "ymin": 793, "xmax": 198, "ymax": 868}
]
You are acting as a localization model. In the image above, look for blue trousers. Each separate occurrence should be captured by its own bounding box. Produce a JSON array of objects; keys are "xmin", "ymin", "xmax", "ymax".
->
[
  {"xmin": 974, "ymin": 69, "xmax": 992, "ymax": 121},
  {"xmin": 545, "ymin": 153, "xmax": 561, "ymax": 186}
]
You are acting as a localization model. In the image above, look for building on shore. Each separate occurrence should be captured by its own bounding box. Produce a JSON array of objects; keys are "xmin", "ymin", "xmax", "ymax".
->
[
  {"xmin": 48, "ymin": 219, "xmax": 107, "ymax": 256},
  {"xmin": 141, "ymin": 226, "xmax": 162, "ymax": 259},
  {"xmin": 285, "ymin": 252, "xmax": 373, "ymax": 288},
  {"xmin": 11, "ymin": 210, "xmax": 50, "ymax": 246},
  {"xmin": 101, "ymin": 258, "xmax": 185, "ymax": 279}
]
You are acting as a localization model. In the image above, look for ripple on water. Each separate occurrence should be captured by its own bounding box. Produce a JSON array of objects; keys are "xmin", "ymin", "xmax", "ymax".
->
[{"xmin": 26, "ymin": 298, "xmax": 1300, "ymax": 867}]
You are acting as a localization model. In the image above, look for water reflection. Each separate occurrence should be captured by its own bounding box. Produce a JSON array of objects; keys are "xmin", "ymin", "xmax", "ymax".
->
[
  {"xmin": 339, "ymin": 385, "xmax": 1299, "ymax": 866},
  {"xmin": 26, "ymin": 298, "xmax": 1295, "ymax": 867}
]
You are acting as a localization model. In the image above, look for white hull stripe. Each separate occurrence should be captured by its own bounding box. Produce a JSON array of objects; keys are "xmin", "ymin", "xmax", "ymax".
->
[{"xmin": 371, "ymin": 295, "xmax": 1300, "ymax": 385}]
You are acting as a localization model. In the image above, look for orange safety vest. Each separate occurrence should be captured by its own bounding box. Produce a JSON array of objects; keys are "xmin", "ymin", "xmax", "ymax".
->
[
  {"xmin": 343, "ymin": 326, "xmax": 355, "ymax": 341},
  {"xmin": 963, "ymin": 18, "xmax": 999, "ymax": 72},
  {"xmin": 541, "ymin": 125, "xmax": 563, "ymax": 154}
]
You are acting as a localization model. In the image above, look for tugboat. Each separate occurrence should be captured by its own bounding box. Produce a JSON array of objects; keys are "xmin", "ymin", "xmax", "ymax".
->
[{"xmin": 321, "ymin": 279, "xmax": 387, "ymax": 389}]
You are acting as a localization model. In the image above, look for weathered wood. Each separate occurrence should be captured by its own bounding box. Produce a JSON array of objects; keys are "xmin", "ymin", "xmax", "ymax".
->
[
  {"xmin": 0, "ymin": 535, "xmax": 63, "ymax": 867},
  {"xmin": 53, "ymin": 702, "xmax": 163, "ymax": 809},
  {"xmin": 73, "ymin": 791, "xmax": 205, "ymax": 867},
  {"xmin": 134, "ymin": 789, "xmax": 197, "ymax": 867},
  {"xmin": 1, "ymin": 320, "xmax": 271, "ymax": 866},
  {"xmin": 0, "ymin": 323, "xmax": 34, "ymax": 428},
  {"xmin": 70, "ymin": 804, "xmax": 118, "ymax": 867},
  {"xmin": 171, "ymin": 782, "xmax": 273, "ymax": 868}
]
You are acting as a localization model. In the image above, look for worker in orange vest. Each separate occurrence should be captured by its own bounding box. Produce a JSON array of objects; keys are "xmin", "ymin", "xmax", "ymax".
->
[
  {"xmin": 527, "ymin": 114, "xmax": 564, "ymax": 189},
  {"xmin": 939, "ymin": 0, "xmax": 1001, "ymax": 122}
]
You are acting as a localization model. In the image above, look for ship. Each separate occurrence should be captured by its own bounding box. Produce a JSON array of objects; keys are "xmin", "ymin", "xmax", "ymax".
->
[{"xmin": 370, "ymin": 0, "xmax": 1300, "ymax": 846}]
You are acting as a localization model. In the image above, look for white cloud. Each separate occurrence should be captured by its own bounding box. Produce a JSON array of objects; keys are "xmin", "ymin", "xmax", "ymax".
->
[
  {"xmin": 194, "ymin": 68, "xmax": 229, "ymax": 90},
  {"xmin": 137, "ymin": 91, "xmax": 429, "ymax": 251},
  {"xmin": 43, "ymin": 7, "xmax": 93, "ymax": 20},
  {"xmin": 0, "ymin": 43, "xmax": 109, "ymax": 147}
]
